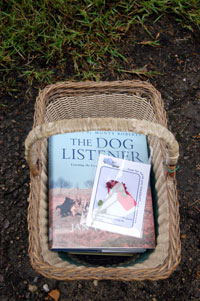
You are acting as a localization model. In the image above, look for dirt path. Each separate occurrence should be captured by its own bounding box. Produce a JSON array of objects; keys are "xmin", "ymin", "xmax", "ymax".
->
[{"xmin": 1, "ymin": 16, "xmax": 199, "ymax": 300}]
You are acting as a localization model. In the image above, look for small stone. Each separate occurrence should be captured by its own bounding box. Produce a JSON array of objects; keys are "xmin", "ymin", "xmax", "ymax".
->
[
  {"xmin": 78, "ymin": 283, "xmax": 82, "ymax": 289},
  {"xmin": 3, "ymin": 219, "xmax": 10, "ymax": 229},
  {"xmin": 0, "ymin": 274, "xmax": 4, "ymax": 282},
  {"xmin": 25, "ymin": 292, "xmax": 31, "ymax": 299},
  {"xmin": 28, "ymin": 284, "xmax": 38, "ymax": 293},
  {"xmin": 93, "ymin": 280, "xmax": 98, "ymax": 287},
  {"xmin": 43, "ymin": 284, "xmax": 50, "ymax": 292}
]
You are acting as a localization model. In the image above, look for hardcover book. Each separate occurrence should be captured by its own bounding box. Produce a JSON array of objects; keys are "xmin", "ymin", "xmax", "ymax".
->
[{"xmin": 48, "ymin": 131, "xmax": 155, "ymax": 252}]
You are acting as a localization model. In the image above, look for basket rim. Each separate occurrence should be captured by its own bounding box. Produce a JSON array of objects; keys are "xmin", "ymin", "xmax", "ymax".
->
[{"xmin": 33, "ymin": 80, "xmax": 167, "ymax": 128}]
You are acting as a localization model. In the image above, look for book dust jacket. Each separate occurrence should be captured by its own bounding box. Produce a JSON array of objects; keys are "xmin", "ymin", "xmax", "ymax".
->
[{"xmin": 48, "ymin": 131, "xmax": 155, "ymax": 252}]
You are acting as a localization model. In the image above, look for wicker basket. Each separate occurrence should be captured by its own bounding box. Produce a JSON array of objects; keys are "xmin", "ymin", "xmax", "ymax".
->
[{"xmin": 25, "ymin": 80, "xmax": 181, "ymax": 280}]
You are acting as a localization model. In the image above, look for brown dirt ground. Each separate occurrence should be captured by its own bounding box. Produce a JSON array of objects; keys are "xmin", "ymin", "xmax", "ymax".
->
[{"xmin": 0, "ymin": 16, "xmax": 200, "ymax": 300}]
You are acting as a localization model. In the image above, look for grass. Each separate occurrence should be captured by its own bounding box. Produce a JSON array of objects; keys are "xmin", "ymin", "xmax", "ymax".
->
[
  {"xmin": 117, "ymin": 67, "xmax": 161, "ymax": 79},
  {"xmin": 0, "ymin": 0, "xmax": 200, "ymax": 93}
]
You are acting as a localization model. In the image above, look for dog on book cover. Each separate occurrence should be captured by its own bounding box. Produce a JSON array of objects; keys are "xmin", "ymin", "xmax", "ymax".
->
[{"xmin": 56, "ymin": 196, "xmax": 83, "ymax": 217}]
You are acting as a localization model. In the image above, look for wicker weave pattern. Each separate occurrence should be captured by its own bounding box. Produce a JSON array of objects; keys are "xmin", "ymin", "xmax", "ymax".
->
[{"xmin": 25, "ymin": 80, "xmax": 181, "ymax": 280}]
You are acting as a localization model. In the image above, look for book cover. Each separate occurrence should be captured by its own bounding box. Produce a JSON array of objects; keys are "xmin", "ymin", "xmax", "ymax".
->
[{"xmin": 49, "ymin": 131, "xmax": 155, "ymax": 252}]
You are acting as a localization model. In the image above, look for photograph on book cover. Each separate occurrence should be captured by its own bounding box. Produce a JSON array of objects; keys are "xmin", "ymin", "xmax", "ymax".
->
[{"xmin": 86, "ymin": 154, "xmax": 151, "ymax": 238}]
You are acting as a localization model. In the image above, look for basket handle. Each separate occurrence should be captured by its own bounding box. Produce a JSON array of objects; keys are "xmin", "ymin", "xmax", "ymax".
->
[{"xmin": 25, "ymin": 117, "xmax": 179, "ymax": 176}]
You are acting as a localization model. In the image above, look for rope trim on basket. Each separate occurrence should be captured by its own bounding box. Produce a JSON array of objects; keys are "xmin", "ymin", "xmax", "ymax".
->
[{"xmin": 25, "ymin": 117, "xmax": 179, "ymax": 177}]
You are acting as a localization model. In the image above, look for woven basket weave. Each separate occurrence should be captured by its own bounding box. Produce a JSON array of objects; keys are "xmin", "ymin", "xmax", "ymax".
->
[{"xmin": 25, "ymin": 80, "xmax": 181, "ymax": 280}]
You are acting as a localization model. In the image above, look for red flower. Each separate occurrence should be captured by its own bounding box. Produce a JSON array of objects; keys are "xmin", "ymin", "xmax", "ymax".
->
[{"xmin": 106, "ymin": 180, "xmax": 136, "ymax": 207}]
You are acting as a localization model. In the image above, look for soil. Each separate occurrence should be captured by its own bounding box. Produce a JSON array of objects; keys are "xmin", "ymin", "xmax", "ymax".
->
[{"xmin": 1, "ymin": 16, "xmax": 200, "ymax": 300}]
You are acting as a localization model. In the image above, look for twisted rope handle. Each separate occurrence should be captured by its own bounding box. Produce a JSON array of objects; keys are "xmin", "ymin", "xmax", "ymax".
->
[{"xmin": 25, "ymin": 117, "xmax": 179, "ymax": 176}]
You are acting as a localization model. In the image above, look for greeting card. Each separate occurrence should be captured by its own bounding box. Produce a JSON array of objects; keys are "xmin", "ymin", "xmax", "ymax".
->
[{"xmin": 86, "ymin": 154, "xmax": 151, "ymax": 237}]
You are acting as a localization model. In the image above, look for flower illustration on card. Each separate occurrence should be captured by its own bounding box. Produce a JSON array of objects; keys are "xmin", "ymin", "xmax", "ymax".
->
[
  {"xmin": 92, "ymin": 180, "xmax": 136, "ymax": 225},
  {"xmin": 106, "ymin": 180, "xmax": 136, "ymax": 210}
]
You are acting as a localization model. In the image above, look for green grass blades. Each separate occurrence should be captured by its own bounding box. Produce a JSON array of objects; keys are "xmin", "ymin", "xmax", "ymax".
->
[
  {"xmin": 22, "ymin": 69, "xmax": 54, "ymax": 85},
  {"xmin": 0, "ymin": 0, "xmax": 199, "ymax": 91}
]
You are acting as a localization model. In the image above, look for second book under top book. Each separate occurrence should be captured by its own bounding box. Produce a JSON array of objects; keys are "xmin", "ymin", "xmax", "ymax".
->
[{"xmin": 48, "ymin": 130, "xmax": 155, "ymax": 253}]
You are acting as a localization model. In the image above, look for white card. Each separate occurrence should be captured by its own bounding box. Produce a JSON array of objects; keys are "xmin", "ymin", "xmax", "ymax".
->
[{"xmin": 86, "ymin": 154, "xmax": 151, "ymax": 237}]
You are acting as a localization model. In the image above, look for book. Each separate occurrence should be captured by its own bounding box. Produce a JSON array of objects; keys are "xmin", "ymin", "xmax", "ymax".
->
[{"xmin": 48, "ymin": 131, "xmax": 155, "ymax": 253}]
